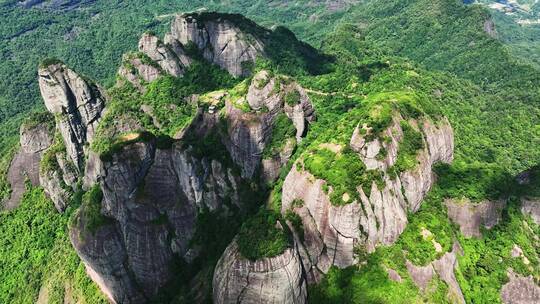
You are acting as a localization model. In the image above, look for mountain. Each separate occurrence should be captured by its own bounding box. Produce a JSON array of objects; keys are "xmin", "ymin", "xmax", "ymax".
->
[{"xmin": 0, "ymin": 1, "xmax": 539, "ymax": 304}]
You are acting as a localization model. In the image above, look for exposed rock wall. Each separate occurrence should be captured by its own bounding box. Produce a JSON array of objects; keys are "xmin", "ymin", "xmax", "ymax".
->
[
  {"xmin": 71, "ymin": 139, "xmax": 242, "ymax": 303},
  {"xmin": 521, "ymin": 198, "xmax": 540, "ymax": 225},
  {"xmin": 281, "ymin": 116, "xmax": 454, "ymax": 280},
  {"xmin": 170, "ymin": 13, "xmax": 265, "ymax": 77},
  {"xmin": 4, "ymin": 121, "xmax": 53, "ymax": 210},
  {"xmin": 138, "ymin": 33, "xmax": 186, "ymax": 77},
  {"xmin": 213, "ymin": 239, "xmax": 307, "ymax": 304},
  {"xmin": 39, "ymin": 63, "xmax": 105, "ymax": 170},
  {"xmin": 223, "ymin": 71, "xmax": 315, "ymax": 180},
  {"xmin": 501, "ymin": 269, "xmax": 540, "ymax": 304},
  {"xmin": 406, "ymin": 242, "xmax": 465, "ymax": 304},
  {"xmin": 445, "ymin": 199, "xmax": 506, "ymax": 237}
]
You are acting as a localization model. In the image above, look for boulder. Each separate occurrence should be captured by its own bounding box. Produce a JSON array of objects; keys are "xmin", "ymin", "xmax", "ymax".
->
[
  {"xmin": 521, "ymin": 198, "xmax": 540, "ymax": 225},
  {"xmin": 501, "ymin": 269, "xmax": 540, "ymax": 304},
  {"xmin": 4, "ymin": 120, "xmax": 53, "ymax": 210},
  {"xmin": 138, "ymin": 33, "xmax": 186, "ymax": 77}
]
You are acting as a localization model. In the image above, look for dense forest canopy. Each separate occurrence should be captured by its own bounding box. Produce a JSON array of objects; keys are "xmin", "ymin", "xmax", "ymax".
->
[{"xmin": 0, "ymin": 0, "xmax": 539, "ymax": 303}]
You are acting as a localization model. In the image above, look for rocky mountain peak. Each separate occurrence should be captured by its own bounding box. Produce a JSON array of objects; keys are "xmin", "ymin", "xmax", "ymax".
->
[{"xmin": 38, "ymin": 61, "xmax": 106, "ymax": 171}]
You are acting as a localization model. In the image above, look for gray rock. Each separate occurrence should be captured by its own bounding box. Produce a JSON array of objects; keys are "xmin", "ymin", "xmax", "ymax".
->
[
  {"xmin": 72, "ymin": 140, "xmax": 241, "ymax": 303},
  {"xmin": 224, "ymin": 73, "xmax": 314, "ymax": 179},
  {"xmin": 170, "ymin": 13, "xmax": 265, "ymax": 77},
  {"xmin": 281, "ymin": 115, "xmax": 454, "ymax": 279},
  {"xmin": 521, "ymin": 198, "xmax": 540, "ymax": 225},
  {"xmin": 407, "ymin": 242, "xmax": 465, "ymax": 304},
  {"xmin": 213, "ymin": 239, "xmax": 307, "ymax": 304},
  {"xmin": 501, "ymin": 269, "xmax": 540, "ymax": 304},
  {"xmin": 138, "ymin": 33, "xmax": 185, "ymax": 77},
  {"xmin": 445, "ymin": 199, "xmax": 506, "ymax": 237},
  {"xmin": 38, "ymin": 63, "xmax": 106, "ymax": 170},
  {"xmin": 118, "ymin": 54, "xmax": 162, "ymax": 91},
  {"xmin": 70, "ymin": 211, "xmax": 145, "ymax": 304},
  {"xmin": 4, "ymin": 121, "xmax": 52, "ymax": 210},
  {"xmin": 39, "ymin": 165, "xmax": 72, "ymax": 212}
]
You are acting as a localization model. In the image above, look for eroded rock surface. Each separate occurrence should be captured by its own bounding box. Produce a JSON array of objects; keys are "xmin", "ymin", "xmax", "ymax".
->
[
  {"xmin": 171, "ymin": 13, "xmax": 265, "ymax": 77},
  {"xmin": 71, "ymin": 139, "xmax": 242, "ymax": 303},
  {"xmin": 213, "ymin": 239, "xmax": 307, "ymax": 304},
  {"xmin": 223, "ymin": 71, "xmax": 315, "ymax": 179},
  {"xmin": 39, "ymin": 63, "xmax": 105, "ymax": 170},
  {"xmin": 521, "ymin": 198, "xmax": 540, "ymax": 225},
  {"xmin": 281, "ymin": 115, "xmax": 454, "ymax": 280},
  {"xmin": 445, "ymin": 198, "xmax": 506, "ymax": 237},
  {"xmin": 501, "ymin": 269, "xmax": 540, "ymax": 304},
  {"xmin": 4, "ymin": 121, "xmax": 53, "ymax": 210},
  {"xmin": 407, "ymin": 242, "xmax": 465, "ymax": 304}
]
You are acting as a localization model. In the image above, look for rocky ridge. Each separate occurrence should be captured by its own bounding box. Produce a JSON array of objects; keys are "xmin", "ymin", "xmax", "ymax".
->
[{"xmin": 279, "ymin": 115, "xmax": 454, "ymax": 282}]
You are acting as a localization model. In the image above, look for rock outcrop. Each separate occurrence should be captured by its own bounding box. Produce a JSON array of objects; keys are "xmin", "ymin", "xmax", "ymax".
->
[
  {"xmin": 170, "ymin": 13, "xmax": 266, "ymax": 77},
  {"xmin": 281, "ymin": 115, "xmax": 454, "ymax": 280},
  {"xmin": 406, "ymin": 242, "xmax": 465, "ymax": 304},
  {"xmin": 39, "ymin": 62, "xmax": 106, "ymax": 171},
  {"xmin": 118, "ymin": 53, "xmax": 163, "ymax": 91},
  {"xmin": 70, "ymin": 138, "xmax": 242, "ymax": 303},
  {"xmin": 213, "ymin": 239, "xmax": 307, "ymax": 304},
  {"xmin": 223, "ymin": 71, "xmax": 315, "ymax": 179},
  {"xmin": 138, "ymin": 33, "xmax": 187, "ymax": 77},
  {"xmin": 445, "ymin": 198, "xmax": 506, "ymax": 237},
  {"xmin": 521, "ymin": 198, "xmax": 540, "ymax": 225},
  {"xmin": 4, "ymin": 119, "xmax": 53, "ymax": 210},
  {"xmin": 501, "ymin": 269, "xmax": 540, "ymax": 304}
]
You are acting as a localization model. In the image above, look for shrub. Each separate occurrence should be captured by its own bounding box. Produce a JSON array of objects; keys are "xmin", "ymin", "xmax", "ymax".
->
[{"xmin": 236, "ymin": 210, "xmax": 290, "ymax": 260}]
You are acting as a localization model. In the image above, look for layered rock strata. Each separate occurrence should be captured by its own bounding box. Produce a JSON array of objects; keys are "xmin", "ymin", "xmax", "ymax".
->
[
  {"xmin": 38, "ymin": 63, "xmax": 106, "ymax": 171},
  {"xmin": 70, "ymin": 138, "xmax": 242, "ymax": 303},
  {"xmin": 213, "ymin": 239, "xmax": 307, "ymax": 304}
]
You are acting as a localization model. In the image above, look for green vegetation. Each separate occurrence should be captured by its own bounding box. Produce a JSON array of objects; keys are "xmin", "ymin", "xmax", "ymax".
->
[
  {"xmin": 72, "ymin": 185, "xmax": 113, "ymax": 235},
  {"xmin": 0, "ymin": 185, "xmax": 107, "ymax": 303},
  {"xmin": 1, "ymin": 0, "xmax": 539, "ymax": 302},
  {"xmin": 21, "ymin": 111, "xmax": 54, "ymax": 131},
  {"xmin": 236, "ymin": 210, "xmax": 290, "ymax": 261},
  {"xmin": 284, "ymin": 89, "xmax": 301, "ymax": 107},
  {"xmin": 457, "ymin": 200, "xmax": 540, "ymax": 303},
  {"xmin": 40, "ymin": 132, "xmax": 66, "ymax": 172},
  {"xmin": 308, "ymin": 260, "xmax": 449, "ymax": 304},
  {"xmin": 303, "ymin": 146, "xmax": 380, "ymax": 205},
  {"xmin": 262, "ymin": 113, "xmax": 296, "ymax": 158},
  {"xmin": 92, "ymin": 59, "xmax": 239, "ymax": 159},
  {"xmin": 388, "ymin": 121, "xmax": 425, "ymax": 175}
]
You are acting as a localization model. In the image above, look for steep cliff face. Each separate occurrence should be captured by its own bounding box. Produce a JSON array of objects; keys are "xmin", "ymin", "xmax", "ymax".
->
[
  {"xmin": 223, "ymin": 71, "xmax": 315, "ymax": 179},
  {"xmin": 406, "ymin": 242, "xmax": 465, "ymax": 304},
  {"xmin": 213, "ymin": 239, "xmax": 307, "ymax": 304},
  {"xmin": 38, "ymin": 62, "xmax": 106, "ymax": 171},
  {"xmin": 445, "ymin": 198, "xmax": 506, "ymax": 237},
  {"xmin": 70, "ymin": 136, "xmax": 243, "ymax": 303},
  {"xmin": 170, "ymin": 13, "xmax": 266, "ymax": 77},
  {"xmin": 281, "ymin": 115, "xmax": 454, "ymax": 280},
  {"xmin": 4, "ymin": 119, "xmax": 53, "ymax": 209}
]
